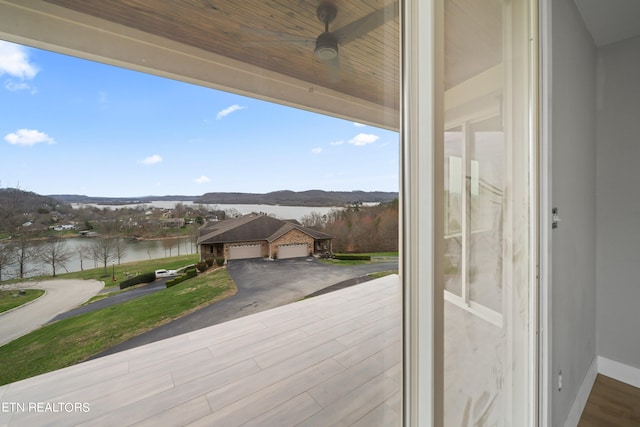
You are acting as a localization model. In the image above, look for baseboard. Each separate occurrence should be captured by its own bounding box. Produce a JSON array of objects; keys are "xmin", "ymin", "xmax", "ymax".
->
[
  {"xmin": 598, "ymin": 356, "xmax": 640, "ymax": 389},
  {"xmin": 564, "ymin": 356, "xmax": 598, "ymax": 427}
]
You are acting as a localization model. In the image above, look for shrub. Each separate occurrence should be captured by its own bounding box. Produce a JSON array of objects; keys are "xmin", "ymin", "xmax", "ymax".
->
[
  {"xmin": 205, "ymin": 258, "xmax": 214, "ymax": 267},
  {"xmin": 215, "ymin": 257, "xmax": 225, "ymax": 267},
  {"xmin": 333, "ymin": 254, "xmax": 371, "ymax": 261},
  {"xmin": 166, "ymin": 270, "xmax": 197, "ymax": 288},
  {"xmin": 196, "ymin": 261, "xmax": 208, "ymax": 272},
  {"xmin": 119, "ymin": 272, "xmax": 156, "ymax": 289}
]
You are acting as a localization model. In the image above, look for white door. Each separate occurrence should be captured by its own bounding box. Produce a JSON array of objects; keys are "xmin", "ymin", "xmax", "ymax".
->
[
  {"xmin": 228, "ymin": 244, "xmax": 262, "ymax": 260},
  {"xmin": 278, "ymin": 244, "xmax": 308, "ymax": 259}
]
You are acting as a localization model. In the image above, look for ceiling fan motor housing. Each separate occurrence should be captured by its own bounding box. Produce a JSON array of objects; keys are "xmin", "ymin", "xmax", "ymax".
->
[
  {"xmin": 315, "ymin": 32, "xmax": 339, "ymax": 60},
  {"xmin": 315, "ymin": 2, "xmax": 339, "ymax": 60}
]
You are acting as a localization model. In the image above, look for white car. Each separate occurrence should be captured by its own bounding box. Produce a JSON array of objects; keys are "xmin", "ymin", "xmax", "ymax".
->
[{"xmin": 155, "ymin": 269, "xmax": 178, "ymax": 279}]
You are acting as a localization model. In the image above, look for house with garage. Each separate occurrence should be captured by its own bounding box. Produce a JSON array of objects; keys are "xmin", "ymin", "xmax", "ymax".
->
[{"xmin": 197, "ymin": 214, "xmax": 332, "ymax": 261}]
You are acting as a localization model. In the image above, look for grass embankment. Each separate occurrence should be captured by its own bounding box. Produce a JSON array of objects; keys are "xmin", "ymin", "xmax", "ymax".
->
[
  {"xmin": 0, "ymin": 289, "xmax": 45, "ymax": 314},
  {"xmin": 368, "ymin": 271, "xmax": 398, "ymax": 279},
  {"xmin": 320, "ymin": 252, "xmax": 399, "ymax": 266},
  {"xmin": 60, "ymin": 254, "xmax": 200, "ymax": 287},
  {"xmin": 0, "ymin": 268, "xmax": 236, "ymax": 386}
]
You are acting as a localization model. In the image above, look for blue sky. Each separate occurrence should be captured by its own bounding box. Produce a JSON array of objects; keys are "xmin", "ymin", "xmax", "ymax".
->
[{"xmin": 0, "ymin": 41, "xmax": 399, "ymax": 198}]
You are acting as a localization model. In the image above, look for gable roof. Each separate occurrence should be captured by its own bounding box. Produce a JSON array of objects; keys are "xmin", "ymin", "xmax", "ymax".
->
[{"xmin": 197, "ymin": 214, "xmax": 331, "ymax": 245}]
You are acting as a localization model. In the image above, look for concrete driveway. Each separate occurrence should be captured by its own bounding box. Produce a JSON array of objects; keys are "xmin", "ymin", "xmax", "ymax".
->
[
  {"xmin": 0, "ymin": 279, "xmax": 104, "ymax": 346},
  {"xmin": 94, "ymin": 257, "xmax": 397, "ymax": 357}
]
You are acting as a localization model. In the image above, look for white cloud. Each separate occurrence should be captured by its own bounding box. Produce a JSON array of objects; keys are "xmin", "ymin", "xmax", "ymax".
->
[
  {"xmin": 0, "ymin": 41, "xmax": 39, "ymax": 93},
  {"xmin": 139, "ymin": 154, "xmax": 162, "ymax": 165},
  {"xmin": 4, "ymin": 129, "xmax": 55, "ymax": 146},
  {"xmin": 348, "ymin": 133, "xmax": 379, "ymax": 146},
  {"xmin": 4, "ymin": 80, "xmax": 36, "ymax": 93},
  {"xmin": 194, "ymin": 175, "xmax": 210, "ymax": 184},
  {"xmin": 353, "ymin": 122, "xmax": 366, "ymax": 127},
  {"xmin": 216, "ymin": 104, "xmax": 245, "ymax": 120},
  {"xmin": 311, "ymin": 147, "xmax": 323, "ymax": 154},
  {"xmin": 330, "ymin": 140, "xmax": 344, "ymax": 146}
]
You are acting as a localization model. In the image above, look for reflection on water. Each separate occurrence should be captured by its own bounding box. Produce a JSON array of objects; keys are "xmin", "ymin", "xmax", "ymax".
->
[{"xmin": 1, "ymin": 236, "xmax": 196, "ymax": 281}]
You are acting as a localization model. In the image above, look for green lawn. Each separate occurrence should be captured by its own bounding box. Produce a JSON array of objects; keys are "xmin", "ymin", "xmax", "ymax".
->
[
  {"xmin": 59, "ymin": 254, "xmax": 199, "ymax": 287},
  {"xmin": 0, "ymin": 289, "xmax": 45, "ymax": 314},
  {"xmin": 357, "ymin": 252, "xmax": 399, "ymax": 257},
  {"xmin": 0, "ymin": 268, "xmax": 235, "ymax": 386},
  {"xmin": 320, "ymin": 252, "xmax": 398, "ymax": 266},
  {"xmin": 368, "ymin": 270, "xmax": 399, "ymax": 279},
  {"xmin": 1, "ymin": 254, "xmax": 199, "ymax": 288}
]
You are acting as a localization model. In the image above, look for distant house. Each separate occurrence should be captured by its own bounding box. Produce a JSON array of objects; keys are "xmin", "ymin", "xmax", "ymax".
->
[
  {"xmin": 52, "ymin": 224, "xmax": 76, "ymax": 231},
  {"xmin": 159, "ymin": 218, "xmax": 185, "ymax": 228},
  {"xmin": 197, "ymin": 214, "xmax": 332, "ymax": 261}
]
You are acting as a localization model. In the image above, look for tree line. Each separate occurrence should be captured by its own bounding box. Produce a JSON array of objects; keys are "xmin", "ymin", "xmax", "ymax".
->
[{"xmin": 301, "ymin": 199, "xmax": 399, "ymax": 253}]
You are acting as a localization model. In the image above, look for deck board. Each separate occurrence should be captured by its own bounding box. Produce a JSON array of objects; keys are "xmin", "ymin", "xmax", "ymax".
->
[{"xmin": 0, "ymin": 275, "xmax": 401, "ymax": 426}]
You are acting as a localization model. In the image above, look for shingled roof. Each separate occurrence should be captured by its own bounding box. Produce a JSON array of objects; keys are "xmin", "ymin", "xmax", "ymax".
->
[{"xmin": 197, "ymin": 214, "xmax": 332, "ymax": 245}]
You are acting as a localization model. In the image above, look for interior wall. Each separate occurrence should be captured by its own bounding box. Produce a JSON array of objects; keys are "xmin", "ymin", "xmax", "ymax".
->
[
  {"xmin": 595, "ymin": 35, "xmax": 640, "ymax": 371},
  {"xmin": 550, "ymin": 0, "xmax": 597, "ymax": 425}
]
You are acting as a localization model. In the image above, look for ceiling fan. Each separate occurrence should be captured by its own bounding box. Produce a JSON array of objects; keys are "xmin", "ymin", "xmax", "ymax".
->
[{"xmin": 244, "ymin": 1, "xmax": 399, "ymax": 81}]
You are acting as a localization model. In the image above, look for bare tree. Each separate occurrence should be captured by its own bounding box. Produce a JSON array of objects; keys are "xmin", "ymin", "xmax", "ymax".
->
[
  {"xmin": 174, "ymin": 202, "xmax": 187, "ymax": 219},
  {"xmin": 189, "ymin": 224, "xmax": 200, "ymax": 253},
  {"xmin": 0, "ymin": 241, "xmax": 17, "ymax": 281},
  {"xmin": 300, "ymin": 211, "xmax": 327, "ymax": 229},
  {"xmin": 75, "ymin": 245, "xmax": 90, "ymax": 271},
  {"xmin": 90, "ymin": 236, "xmax": 116, "ymax": 275},
  {"xmin": 114, "ymin": 238, "xmax": 128, "ymax": 264},
  {"xmin": 162, "ymin": 238, "xmax": 175, "ymax": 257},
  {"xmin": 13, "ymin": 235, "xmax": 36, "ymax": 279},
  {"xmin": 0, "ymin": 186, "xmax": 26, "ymax": 234},
  {"xmin": 40, "ymin": 238, "xmax": 72, "ymax": 277}
]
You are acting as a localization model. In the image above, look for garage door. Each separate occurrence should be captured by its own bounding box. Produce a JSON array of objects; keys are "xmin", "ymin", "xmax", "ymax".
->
[
  {"xmin": 278, "ymin": 244, "xmax": 308, "ymax": 259},
  {"xmin": 228, "ymin": 244, "xmax": 262, "ymax": 260}
]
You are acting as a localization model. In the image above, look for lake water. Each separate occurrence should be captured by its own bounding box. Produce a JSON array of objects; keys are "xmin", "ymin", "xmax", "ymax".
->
[
  {"xmin": 70, "ymin": 202, "xmax": 341, "ymax": 221},
  {"xmin": 1, "ymin": 236, "xmax": 196, "ymax": 281}
]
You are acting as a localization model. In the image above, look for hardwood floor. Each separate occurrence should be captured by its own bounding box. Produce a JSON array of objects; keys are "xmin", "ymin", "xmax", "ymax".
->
[{"xmin": 578, "ymin": 374, "xmax": 640, "ymax": 426}]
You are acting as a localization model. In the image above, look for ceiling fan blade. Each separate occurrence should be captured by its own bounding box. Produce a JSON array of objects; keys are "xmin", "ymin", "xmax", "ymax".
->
[
  {"xmin": 240, "ymin": 25, "xmax": 315, "ymax": 47},
  {"xmin": 323, "ymin": 55, "xmax": 342, "ymax": 83},
  {"xmin": 332, "ymin": 1, "xmax": 399, "ymax": 45},
  {"xmin": 245, "ymin": 39, "xmax": 315, "ymax": 47}
]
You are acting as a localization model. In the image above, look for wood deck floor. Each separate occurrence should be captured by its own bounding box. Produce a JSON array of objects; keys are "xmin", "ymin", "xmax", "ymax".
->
[
  {"xmin": 0, "ymin": 275, "xmax": 401, "ymax": 426},
  {"xmin": 578, "ymin": 374, "xmax": 640, "ymax": 427}
]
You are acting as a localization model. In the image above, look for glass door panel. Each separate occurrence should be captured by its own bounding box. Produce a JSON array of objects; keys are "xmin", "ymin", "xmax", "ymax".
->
[
  {"xmin": 469, "ymin": 116, "xmax": 504, "ymax": 314},
  {"xmin": 443, "ymin": 0, "xmax": 536, "ymax": 425},
  {"xmin": 444, "ymin": 126, "xmax": 464, "ymax": 298}
]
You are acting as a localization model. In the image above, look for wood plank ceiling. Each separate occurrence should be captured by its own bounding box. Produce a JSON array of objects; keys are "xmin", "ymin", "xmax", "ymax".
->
[
  {"xmin": 34, "ymin": 0, "xmax": 501, "ymax": 121},
  {"xmin": 42, "ymin": 0, "xmax": 401, "ymax": 112}
]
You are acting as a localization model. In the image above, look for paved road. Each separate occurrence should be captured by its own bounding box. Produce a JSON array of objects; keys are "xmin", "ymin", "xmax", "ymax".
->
[
  {"xmin": 93, "ymin": 257, "xmax": 397, "ymax": 358},
  {"xmin": 48, "ymin": 279, "xmax": 169, "ymax": 323},
  {"xmin": 0, "ymin": 279, "xmax": 104, "ymax": 346}
]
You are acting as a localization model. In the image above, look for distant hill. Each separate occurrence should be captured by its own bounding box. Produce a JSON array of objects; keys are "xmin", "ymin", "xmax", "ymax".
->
[
  {"xmin": 48, "ymin": 190, "xmax": 399, "ymax": 207},
  {"xmin": 0, "ymin": 188, "xmax": 67, "ymax": 212},
  {"xmin": 194, "ymin": 190, "xmax": 399, "ymax": 207},
  {"xmin": 0, "ymin": 188, "xmax": 72, "ymax": 232}
]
